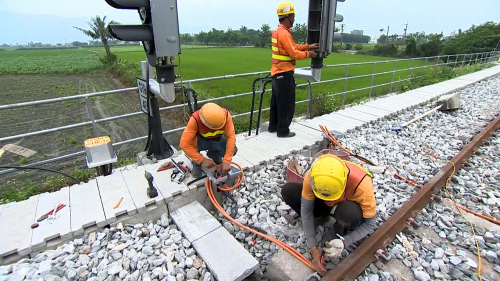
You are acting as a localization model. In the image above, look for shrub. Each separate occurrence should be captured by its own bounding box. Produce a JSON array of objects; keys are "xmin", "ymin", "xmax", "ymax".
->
[{"xmin": 355, "ymin": 44, "xmax": 363, "ymax": 50}]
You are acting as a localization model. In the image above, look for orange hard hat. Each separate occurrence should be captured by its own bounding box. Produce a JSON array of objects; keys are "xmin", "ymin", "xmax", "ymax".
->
[{"xmin": 199, "ymin": 103, "xmax": 227, "ymax": 130}]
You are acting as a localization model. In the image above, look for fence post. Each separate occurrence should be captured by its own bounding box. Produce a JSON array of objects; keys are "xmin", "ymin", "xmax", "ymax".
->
[
  {"xmin": 454, "ymin": 55, "xmax": 458, "ymax": 68},
  {"xmin": 341, "ymin": 65, "xmax": 349, "ymax": 108},
  {"xmin": 409, "ymin": 58, "xmax": 414, "ymax": 77},
  {"xmin": 85, "ymin": 96, "xmax": 99, "ymax": 137},
  {"xmin": 475, "ymin": 53, "xmax": 478, "ymax": 64},
  {"xmin": 389, "ymin": 61, "xmax": 397, "ymax": 93},
  {"xmin": 424, "ymin": 57, "xmax": 428, "ymax": 68},
  {"xmin": 462, "ymin": 54, "xmax": 466, "ymax": 67},
  {"xmin": 369, "ymin": 63, "xmax": 376, "ymax": 100},
  {"xmin": 307, "ymin": 80, "xmax": 313, "ymax": 119}
]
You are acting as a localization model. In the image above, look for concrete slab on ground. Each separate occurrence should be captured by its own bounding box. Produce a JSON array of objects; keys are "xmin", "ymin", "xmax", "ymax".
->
[
  {"xmin": 297, "ymin": 117, "xmax": 349, "ymax": 133},
  {"xmin": 70, "ymin": 179, "xmax": 107, "ymax": 236},
  {"xmin": 335, "ymin": 107, "xmax": 381, "ymax": 123},
  {"xmin": 96, "ymin": 172, "xmax": 137, "ymax": 225},
  {"xmin": 231, "ymin": 154, "xmax": 253, "ymax": 171},
  {"xmin": 0, "ymin": 204, "xmax": 4, "ymax": 216},
  {"xmin": 265, "ymin": 248, "xmax": 314, "ymax": 281},
  {"xmin": 253, "ymin": 132, "xmax": 305, "ymax": 155},
  {"xmin": 363, "ymin": 100, "xmax": 409, "ymax": 113},
  {"xmin": 170, "ymin": 201, "xmax": 221, "ymax": 243},
  {"xmin": 0, "ymin": 195, "xmax": 39, "ymax": 259},
  {"xmin": 192, "ymin": 227, "xmax": 259, "ymax": 281},
  {"xmin": 289, "ymin": 122, "xmax": 325, "ymax": 144},
  {"xmin": 237, "ymin": 135, "xmax": 282, "ymax": 160},
  {"xmin": 350, "ymin": 104, "xmax": 396, "ymax": 117},
  {"xmin": 121, "ymin": 165, "xmax": 165, "ymax": 214},
  {"xmin": 230, "ymin": 142, "xmax": 268, "ymax": 166},
  {"xmin": 30, "ymin": 186, "xmax": 72, "ymax": 251},
  {"xmin": 320, "ymin": 112, "xmax": 368, "ymax": 128}
]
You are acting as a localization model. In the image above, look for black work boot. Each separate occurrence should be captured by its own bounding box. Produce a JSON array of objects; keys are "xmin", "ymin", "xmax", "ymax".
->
[
  {"xmin": 277, "ymin": 132, "xmax": 296, "ymax": 138},
  {"xmin": 191, "ymin": 161, "xmax": 203, "ymax": 178}
]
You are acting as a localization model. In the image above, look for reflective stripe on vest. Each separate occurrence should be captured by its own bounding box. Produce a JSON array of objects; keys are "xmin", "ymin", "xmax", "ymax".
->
[
  {"xmin": 192, "ymin": 110, "xmax": 228, "ymax": 139},
  {"xmin": 325, "ymin": 161, "xmax": 374, "ymax": 205},
  {"xmin": 271, "ymin": 27, "xmax": 296, "ymax": 65}
]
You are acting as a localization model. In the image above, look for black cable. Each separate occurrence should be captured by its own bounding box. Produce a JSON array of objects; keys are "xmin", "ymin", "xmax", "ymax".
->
[
  {"xmin": 0, "ymin": 166, "xmax": 81, "ymax": 184},
  {"xmin": 186, "ymin": 175, "xmax": 207, "ymax": 186}
]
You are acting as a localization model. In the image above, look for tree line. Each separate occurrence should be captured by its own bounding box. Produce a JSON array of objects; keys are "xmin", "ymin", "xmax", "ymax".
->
[
  {"xmin": 180, "ymin": 23, "xmax": 371, "ymax": 47},
  {"xmin": 363, "ymin": 21, "xmax": 500, "ymax": 60}
]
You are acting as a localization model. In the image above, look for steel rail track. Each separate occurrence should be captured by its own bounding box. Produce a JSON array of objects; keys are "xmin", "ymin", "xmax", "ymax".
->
[{"xmin": 323, "ymin": 112, "xmax": 500, "ymax": 281}]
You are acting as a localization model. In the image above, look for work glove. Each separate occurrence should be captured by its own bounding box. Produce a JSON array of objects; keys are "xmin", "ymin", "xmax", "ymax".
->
[{"xmin": 323, "ymin": 238, "xmax": 344, "ymax": 258}]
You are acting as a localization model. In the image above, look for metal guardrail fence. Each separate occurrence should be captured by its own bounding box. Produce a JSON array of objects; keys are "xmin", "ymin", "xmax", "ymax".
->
[{"xmin": 0, "ymin": 51, "xmax": 498, "ymax": 176}]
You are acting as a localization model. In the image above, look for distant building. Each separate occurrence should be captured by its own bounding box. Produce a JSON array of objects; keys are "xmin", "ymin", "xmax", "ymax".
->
[{"xmin": 350, "ymin": 30, "xmax": 364, "ymax": 35}]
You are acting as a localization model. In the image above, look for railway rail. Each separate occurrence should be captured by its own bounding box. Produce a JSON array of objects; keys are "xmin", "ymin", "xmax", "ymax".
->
[{"xmin": 325, "ymin": 113, "xmax": 500, "ymax": 280}]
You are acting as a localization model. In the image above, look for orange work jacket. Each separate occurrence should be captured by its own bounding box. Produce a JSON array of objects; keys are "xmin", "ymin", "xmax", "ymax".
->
[{"xmin": 270, "ymin": 24, "xmax": 309, "ymax": 76}]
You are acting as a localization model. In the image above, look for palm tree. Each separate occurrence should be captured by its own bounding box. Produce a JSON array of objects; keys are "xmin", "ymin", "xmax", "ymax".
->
[{"xmin": 72, "ymin": 15, "xmax": 119, "ymax": 62}]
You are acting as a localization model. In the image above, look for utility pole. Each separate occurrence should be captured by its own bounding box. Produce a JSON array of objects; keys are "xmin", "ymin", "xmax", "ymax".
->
[
  {"xmin": 385, "ymin": 25, "xmax": 390, "ymax": 44},
  {"xmin": 340, "ymin": 23, "xmax": 345, "ymax": 50},
  {"xmin": 403, "ymin": 22, "xmax": 408, "ymax": 42}
]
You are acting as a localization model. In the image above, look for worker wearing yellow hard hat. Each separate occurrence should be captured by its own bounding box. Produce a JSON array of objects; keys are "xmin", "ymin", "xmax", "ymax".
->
[
  {"xmin": 179, "ymin": 102, "xmax": 238, "ymax": 177},
  {"xmin": 268, "ymin": 2, "xmax": 319, "ymax": 138},
  {"xmin": 281, "ymin": 154, "xmax": 377, "ymax": 276}
]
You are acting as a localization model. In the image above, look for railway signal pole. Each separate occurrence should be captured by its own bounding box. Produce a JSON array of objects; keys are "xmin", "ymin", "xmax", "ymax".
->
[
  {"xmin": 104, "ymin": 0, "xmax": 181, "ymax": 160},
  {"xmin": 295, "ymin": 0, "xmax": 345, "ymax": 81}
]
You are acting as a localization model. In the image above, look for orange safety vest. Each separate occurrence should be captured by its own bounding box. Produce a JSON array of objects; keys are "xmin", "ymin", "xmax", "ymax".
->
[
  {"xmin": 325, "ymin": 161, "xmax": 371, "ymax": 205},
  {"xmin": 192, "ymin": 109, "xmax": 228, "ymax": 139},
  {"xmin": 271, "ymin": 25, "xmax": 296, "ymax": 66}
]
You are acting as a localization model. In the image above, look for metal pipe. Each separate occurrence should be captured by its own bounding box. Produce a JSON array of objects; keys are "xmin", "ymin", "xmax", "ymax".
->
[{"xmin": 323, "ymin": 113, "xmax": 500, "ymax": 281}]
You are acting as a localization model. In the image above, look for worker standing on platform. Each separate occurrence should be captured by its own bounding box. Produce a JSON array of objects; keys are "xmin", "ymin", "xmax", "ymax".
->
[
  {"xmin": 281, "ymin": 154, "xmax": 378, "ymax": 275},
  {"xmin": 268, "ymin": 2, "xmax": 319, "ymax": 138},
  {"xmin": 179, "ymin": 102, "xmax": 238, "ymax": 178}
]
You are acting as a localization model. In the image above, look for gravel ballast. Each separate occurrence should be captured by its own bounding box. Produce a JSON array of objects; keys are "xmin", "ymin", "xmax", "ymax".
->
[
  {"xmin": 1, "ymin": 74, "xmax": 499, "ymax": 281},
  {"xmin": 214, "ymin": 75, "xmax": 500, "ymax": 279},
  {"xmin": 0, "ymin": 214, "xmax": 212, "ymax": 281}
]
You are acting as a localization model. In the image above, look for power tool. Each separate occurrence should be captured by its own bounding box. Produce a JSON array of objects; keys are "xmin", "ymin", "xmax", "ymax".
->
[{"xmin": 201, "ymin": 164, "xmax": 242, "ymax": 187}]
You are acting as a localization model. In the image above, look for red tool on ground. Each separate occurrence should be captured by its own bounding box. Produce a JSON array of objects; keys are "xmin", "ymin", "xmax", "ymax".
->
[{"xmin": 37, "ymin": 204, "xmax": 66, "ymax": 222}]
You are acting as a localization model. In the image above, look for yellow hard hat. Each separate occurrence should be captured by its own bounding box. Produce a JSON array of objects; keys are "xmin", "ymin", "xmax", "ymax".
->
[
  {"xmin": 277, "ymin": 2, "xmax": 295, "ymax": 16},
  {"xmin": 199, "ymin": 102, "xmax": 226, "ymax": 130},
  {"xmin": 309, "ymin": 154, "xmax": 348, "ymax": 201}
]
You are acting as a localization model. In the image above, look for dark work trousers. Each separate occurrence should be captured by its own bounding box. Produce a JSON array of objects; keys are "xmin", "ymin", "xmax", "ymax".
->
[
  {"xmin": 281, "ymin": 182, "xmax": 364, "ymax": 238},
  {"xmin": 269, "ymin": 70, "xmax": 296, "ymax": 137},
  {"xmin": 195, "ymin": 135, "xmax": 238, "ymax": 164}
]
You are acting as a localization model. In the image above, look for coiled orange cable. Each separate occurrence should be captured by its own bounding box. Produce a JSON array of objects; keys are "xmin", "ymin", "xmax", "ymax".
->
[{"xmin": 205, "ymin": 162, "xmax": 314, "ymax": 269}]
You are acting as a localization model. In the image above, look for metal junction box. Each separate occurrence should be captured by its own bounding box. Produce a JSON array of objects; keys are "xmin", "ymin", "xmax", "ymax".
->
[{"xmin": 84, "ymin": 136, "xmax": 118, "ymax": 168}]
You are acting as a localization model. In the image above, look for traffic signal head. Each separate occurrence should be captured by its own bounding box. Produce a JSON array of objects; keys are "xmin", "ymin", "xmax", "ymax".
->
[
  {"xmin": 295, "ymin": 0, "xmax": 345, "ymax": 81},
  {"xmin": 105, "ymin": 0, "xmax": 181, "ymax": 103}
]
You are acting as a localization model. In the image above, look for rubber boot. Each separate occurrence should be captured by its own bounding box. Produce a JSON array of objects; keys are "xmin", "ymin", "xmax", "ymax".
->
[{"xmin": 191, "ymin": 161, "xmax": 203, "ymax": 178}]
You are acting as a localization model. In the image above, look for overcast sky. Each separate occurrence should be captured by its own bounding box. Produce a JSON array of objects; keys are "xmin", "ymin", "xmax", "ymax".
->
[{"xmin": 1, "ymin": 0, "xmax": 498, "ymax": 39}]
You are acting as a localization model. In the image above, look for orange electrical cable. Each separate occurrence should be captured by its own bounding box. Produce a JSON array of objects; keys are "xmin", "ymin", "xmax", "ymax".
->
[
  {"xmin": 319, "ymin": 124, "xmax": 423, "ymax": 187},
  {"xmin": 205, "ymin": 162, "xmax": 314, "ymax": 269},
  {"xmin": 443, "ymin": 198, "xmax": 500, "ymax": 225}
]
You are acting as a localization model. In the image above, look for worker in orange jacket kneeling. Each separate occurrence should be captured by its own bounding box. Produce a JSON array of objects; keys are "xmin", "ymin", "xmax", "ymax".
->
[
  {"xmin": 281, "ymin": 154, "xmax": 378, "ymax": 276},
  {"xmin": 179, "ymin": 103, "xmax": 238, "ymax": 178}
]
